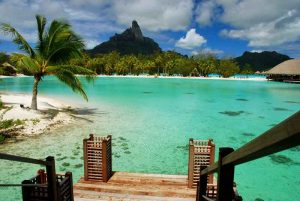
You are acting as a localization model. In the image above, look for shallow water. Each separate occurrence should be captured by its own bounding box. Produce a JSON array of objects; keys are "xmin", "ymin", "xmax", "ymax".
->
[{"xmin": 0, "ymin": 76, "xmax": 300, "ymax": 201}]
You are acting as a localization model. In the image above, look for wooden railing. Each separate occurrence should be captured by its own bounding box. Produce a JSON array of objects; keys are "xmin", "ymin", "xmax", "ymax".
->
[
  {"xmin": 83, "ymin": 134, "xmax": 112, "ymax": 182},
  {"xmin": 197, "ymin": 111, "xmax": 300, "ymax": 201},
  {"xmin": 0, "ymin": 154, "xmax": 74, "ymax": 201},
  {"xmin": 0, "ymin": 154, "xmax": 58, "ymax": 201}
]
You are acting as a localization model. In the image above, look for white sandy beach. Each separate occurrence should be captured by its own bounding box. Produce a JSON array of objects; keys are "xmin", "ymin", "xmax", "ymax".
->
[
  {"xmin": 0, "ymin": 93, "xmax": 74, "ymax": 138},
  {"xmin": 96, "ymin": 74, "xmax": 268, "ymax": 81},
  {"xmin": 0, "ymin": 74, "xmax": 267, "ymax": 81}
]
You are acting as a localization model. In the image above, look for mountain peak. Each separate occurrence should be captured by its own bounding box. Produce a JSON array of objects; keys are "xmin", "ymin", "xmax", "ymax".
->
[
  {"xmin": 131, "ymin": 20, "xmax": 143, "ymax": 41},
  {"xmin": 88, "ymin": 20, "xmax": 161, "ymax": 55}
]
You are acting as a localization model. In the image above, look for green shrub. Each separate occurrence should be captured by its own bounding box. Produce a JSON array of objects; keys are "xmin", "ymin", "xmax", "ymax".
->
[
  {"xmin": 0, "ymin": 119, "xmax": 25, "ymax": 129},
  {"xmin": 0, "ymin": 134, "xmax": 5, "ymax": 143},
  {"xmin": 0, "ymin": 100, "xmax": 3, "ymax": 109}
]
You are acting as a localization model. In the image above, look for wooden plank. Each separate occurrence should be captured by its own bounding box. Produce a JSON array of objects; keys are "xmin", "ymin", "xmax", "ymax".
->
[
  {"xmin": 216, "ymin": 148, "xmax": 234, "ymax": 201},
  {"xmin": 0, "ymin": 153, "xmax": 49, "ymax": 166},
  {"xmin": 188, "ymin": 138, "xmax": 194, "ymax": 188},
  {"xmin": 83, "ymin": 139, "xmax": 88, "ymax": 181},
  {"xmin": 223, "ymin": 111, "xmax": 300, "ymax": 166}
]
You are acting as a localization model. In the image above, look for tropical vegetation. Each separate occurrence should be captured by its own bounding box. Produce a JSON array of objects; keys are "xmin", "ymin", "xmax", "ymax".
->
[{"xmin": 1, "ymin": 15, "xmax": 95, "ymax": 110}]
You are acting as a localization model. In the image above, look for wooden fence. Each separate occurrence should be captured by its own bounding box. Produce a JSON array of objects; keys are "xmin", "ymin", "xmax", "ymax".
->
[
  {"xmin": 83, "ymin": 134, "xmax": 112, "ymax": 182},
  {"xmin": 196, "ymin": 111, "xmax": 300, "ymax": 201},
  {"xmin": 22, "ymin": 171, "xmax": 73, "ymax": 201},
  {"xmin": 0, "ymin": 154, "xmax": 73, "ymax": 201}
]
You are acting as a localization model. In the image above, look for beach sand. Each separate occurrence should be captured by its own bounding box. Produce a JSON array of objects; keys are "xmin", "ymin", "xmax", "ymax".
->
[{"xmin": 0, "ymin": 93, "xmax": 74, "ymax": 138}]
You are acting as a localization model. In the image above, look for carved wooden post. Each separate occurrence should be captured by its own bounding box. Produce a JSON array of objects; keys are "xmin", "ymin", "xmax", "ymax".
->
[
  {"xmin": 83, "ymin": 138, "xmax": 88, "ymax": 181},
  {"xmin": 66, "ymin": 172, "xmax": 74, "ymax": 201},
  {"xmin": 197, "ymin": 166, "xmax": 208, "ymax": 201},
  {"xmin": 37, "ymin": 169, "xmax": 46, "ymax": 184},
  {"xmin": 217, "ymin": 147, "xmax": 234, "ymax": 201},
  {"xmin": 21, "ymin": 180, "xmax": 31, "ymax": 201},
  {"xmin": 46, "ymin": 156, "xmax": 58, "ymax": 201},
  {"xmin": 188, "ymin": 138, "xmax": 194, "ymax": 188},
  {"xmin": 102, "ymin": 138, "xmax": 108, "ymax": 182},
  {"xmin": 208, "ymin": 139, "xmax": 215, "ymax": 184}
]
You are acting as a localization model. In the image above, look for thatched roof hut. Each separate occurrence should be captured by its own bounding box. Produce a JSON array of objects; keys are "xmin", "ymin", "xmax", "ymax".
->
[
  {"xmin": 266, "ymin": 59, "xmax": 300, "ymax": 75},
  {"xmin": 265, "ymin": 59, "xmax": 300, "ymax": 83}
]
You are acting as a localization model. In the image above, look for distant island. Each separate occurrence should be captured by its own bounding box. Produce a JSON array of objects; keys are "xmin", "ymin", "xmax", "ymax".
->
[
  {"xmin": 88, "ymin": 20, "xmax": 161, "ymax": 55},
  {"xmin": 235, "ymin": 51, "xmax": 291, "ymax": 72}
]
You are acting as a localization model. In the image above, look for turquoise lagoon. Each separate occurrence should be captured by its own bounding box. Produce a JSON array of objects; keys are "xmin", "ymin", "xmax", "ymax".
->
[{"xmin": 0, "ymin": 76, "xmax": 299, "ymax": 201}]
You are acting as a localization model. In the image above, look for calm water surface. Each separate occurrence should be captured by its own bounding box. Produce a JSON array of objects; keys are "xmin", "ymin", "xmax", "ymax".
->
[{"xmin": 0, "ymin": 76, "xmax": 299, "ymax": 201}]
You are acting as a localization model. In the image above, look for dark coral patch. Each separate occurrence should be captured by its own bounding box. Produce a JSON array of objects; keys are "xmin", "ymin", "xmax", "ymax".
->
[
  {"xmin": 284, "ymin": 101, "xmax": 299, "ymax": 104},
  {"xmin": 143, "ymin": 91, "xmax": 152, "ymax": 94},
  {"xmin": 290, "ymin": 146, "xmax": 300, "ymax": 152},
  {"xmin": 269, "ymin": 155, "xmax": 296, "ymax": 165},
  {"xmin": 236, "ymin": 98, "xmax": 248, "ymax": 101},
  {"xmin": 176, "ymin": 144, "xmax": 189, "ymax": 151},
  {"xmin": 185, "ymin": 92, "xmax": 194, "ymax": 95},
  {"xmin": 57, "ymin": 156, "xmax": 67, "ymax": 161},
  {"xmin": 62, "ymin": 162, "xmax": 70, "ymax": 167},
  {"xmin": 274, "ymin": 107, "xmax": 290, "ymax": 111},
  {"xmin": 219, "ymin": 111, "xmax": 245, "ymax": 116},
  {"xmin": 124, "ymin": 151, "xmax": 131, "ymax": 154},
  {"xmin": 118, "ymin": 137, "xmax": 126, "ymax": 141},
  {"xmin": 242, "ymin": 133, "xmax": 255, "ymax": 137},
  {"xmin": 255, "ymin": 198, "xmax": 264, "ymax": 201},
  {"xmin": 258, "ymin": 116, "xmax": 265, "ymax": 119},
  {"xmin": 74, "ymin": 164, "xmax": 83, "ymax": 168}
]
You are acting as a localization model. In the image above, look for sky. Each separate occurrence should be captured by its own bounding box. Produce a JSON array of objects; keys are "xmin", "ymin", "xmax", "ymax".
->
[{"xmin": 0, "ymin": 0, "xmax": 299, "ymax": 58}]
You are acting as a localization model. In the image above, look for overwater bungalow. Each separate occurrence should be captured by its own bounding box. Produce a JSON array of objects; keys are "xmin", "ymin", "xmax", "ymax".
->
[{"xmin": 265, "ymin": 59, "xmax": 300, "ymax": 83}]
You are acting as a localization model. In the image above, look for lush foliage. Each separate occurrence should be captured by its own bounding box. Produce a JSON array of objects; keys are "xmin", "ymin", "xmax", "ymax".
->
[
  {"xmin": 1, "ymin": 15, "xmax": 95, "ymax": 109},
  {"xmin": 218, "ymin": 59, "xmax": 240, "ymax": 78},
  {"xmin": 0, "ymin": 119, "xmax": 24, "ymax": 129},
  {"xmin": 74, "ymin": 51, "xmax": 243, "ymax": 78}
]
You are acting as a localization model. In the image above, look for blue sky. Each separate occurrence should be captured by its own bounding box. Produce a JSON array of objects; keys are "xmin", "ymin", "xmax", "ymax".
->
[{"xmin": 0, "ymin": 0, "xmax": 299, "ymax": 58}]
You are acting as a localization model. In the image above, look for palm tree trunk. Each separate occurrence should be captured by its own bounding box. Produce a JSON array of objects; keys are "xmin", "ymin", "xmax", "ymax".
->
[{"xmin": 31, "ymin": 76, "xmax": 41, "ymax": 110}]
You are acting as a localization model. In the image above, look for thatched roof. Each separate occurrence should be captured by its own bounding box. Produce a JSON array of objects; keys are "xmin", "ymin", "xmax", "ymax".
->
[{"xmin": 265, "ymin": 59, "xmax": 300, "ymax": 75}]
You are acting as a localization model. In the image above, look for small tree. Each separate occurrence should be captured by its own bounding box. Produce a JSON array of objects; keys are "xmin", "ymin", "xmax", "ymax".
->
[
  {"xmin": 192, "ymin": 53, "xmax": 218, "ymax": 77},
  {"xmin": 1, "ymin": 15, "xmax": 95, "ymax": 110},
  {"xmin": 218, "ymin": 59, "xmax": 240, "ymax": 78}
]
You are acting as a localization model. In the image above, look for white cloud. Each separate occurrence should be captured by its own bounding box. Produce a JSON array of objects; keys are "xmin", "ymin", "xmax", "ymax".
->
[
  {"xmin": 85, "ymin": 39, "xmax": 101, "ymax": 49},
  {"xmin": 112, "ymin": 0, "xmax": 193, "ymax": 31},
  {"xmin": 192, "ymin": 48, "xmax": 224, "ymax": 55},
  {"xmin": 175, "ymin": 29, "xmax": 206, "ymax": 50},
  {"xmin": 250, "ymin": 50, "xmax": 263, "ymax": 53},
  {"xmin": 217, "ymin": 0, "xmax": 300, "ymax": 28},
  {"xmin": 221, "ymin": 10, "xmax": 300, "ymax": 47},
  {"xmin": 195, "ymin": 0, "xmax": 217, "ymax": 26},
  {"xmin": 195, "ymin": 0, "xmax": 300, "ymax": 48}
]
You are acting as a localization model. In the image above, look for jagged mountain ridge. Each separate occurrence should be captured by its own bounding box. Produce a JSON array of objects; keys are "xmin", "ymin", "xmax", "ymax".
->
[{"xmin": 88, "ymin": 20, "xmax": 161, "ymax": 55}]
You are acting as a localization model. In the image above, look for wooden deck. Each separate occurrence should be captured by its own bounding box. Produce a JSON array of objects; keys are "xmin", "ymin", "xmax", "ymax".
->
[{"xmin": 74, "ymin": 172, "xmax": 196, "ymax": 201}]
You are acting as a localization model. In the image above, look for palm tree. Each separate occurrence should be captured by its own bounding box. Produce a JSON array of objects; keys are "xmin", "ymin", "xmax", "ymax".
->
[{"xmin": 1, "ymin": 15, "xmax": 95, "ymax": 110}]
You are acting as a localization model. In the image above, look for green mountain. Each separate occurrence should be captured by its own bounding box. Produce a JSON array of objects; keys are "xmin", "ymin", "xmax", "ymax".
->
[
  {"xmin": 235, "ymin": 51, "xmax": 291, "ymax": 72},
  {"xmin": 88, "ymin": 20, "xmax": 161, "ymax": 55}
]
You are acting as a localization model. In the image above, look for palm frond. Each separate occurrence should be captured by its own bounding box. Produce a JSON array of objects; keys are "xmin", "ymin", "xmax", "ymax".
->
[
  {"xmin": 43, "ymin": 20, "xmax": 85, "ymax": 63},
  {"xmin": 1, "ymin": 23, "xmax": 35, "ymax": 57},
  {"xmin": 36, "ymin": 15, "xmax": 47, "ymax": 56},
  {"xmin": 51, "ymin": 68, "xmax": 88, "ymax": 101},
  {"xmin": 16, "ymin": 56, "xmax": 41, "ymax": 74},
  {"xmin": 46, "ymin": 65, "xmax": 96, "ymax": 82}
]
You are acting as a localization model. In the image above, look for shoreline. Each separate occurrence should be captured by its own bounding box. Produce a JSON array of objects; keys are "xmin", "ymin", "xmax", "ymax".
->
[
  {"xmin": 0, "ymin": 74, "xmax": 267, "ymax": 81},
  {"xmin": 96, "ymin": 74, "xmax": 267, "ymax": 81},
  {"xmin": 0, "ymin": 92, "xmax": 76, "ymax": 143}
]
